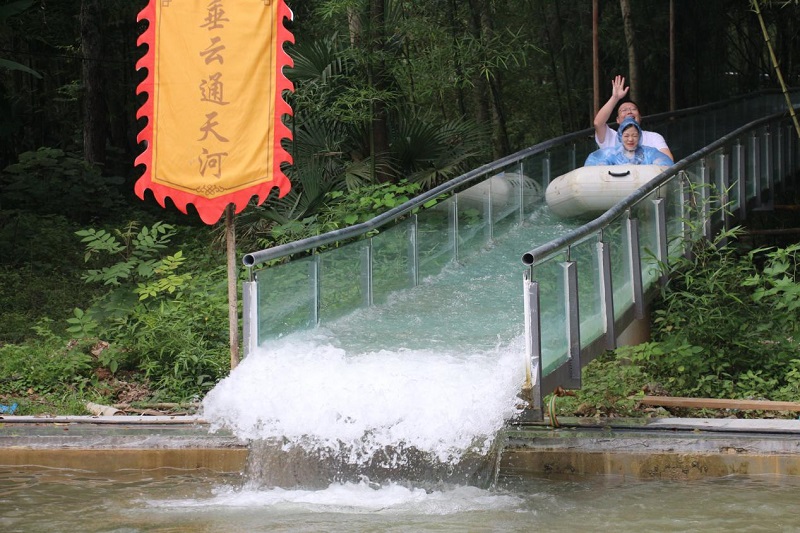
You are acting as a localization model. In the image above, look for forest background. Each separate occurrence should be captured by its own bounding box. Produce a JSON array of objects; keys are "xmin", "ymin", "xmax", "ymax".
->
[{"xmin": 1, "ymin": 0, "xmax": 799, "ymax": 415}]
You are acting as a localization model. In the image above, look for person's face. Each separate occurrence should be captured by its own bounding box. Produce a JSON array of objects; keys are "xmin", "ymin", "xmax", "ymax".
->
[
  {"xmin": 616, "ymin": 103, "xmax": 641, "ymax": 123},
  {"xmin": 621, "ymin": 126, "xmax": 640, "ymax": 151}
]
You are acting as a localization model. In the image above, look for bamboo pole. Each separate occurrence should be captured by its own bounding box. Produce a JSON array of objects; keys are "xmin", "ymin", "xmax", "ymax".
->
[
  {"xmin": 669, "ymin": 0, "xmax": 676, "ymax": 111},
  {"xmin": 592, "ymin": 0, "xmax": 599, "ymax": 117},
  {"xmin": 751, "ymin": 0, "xmax": 800, "ymax": 138},
  {"xmin": 640, "ymin": 396, "xmax": 800, "ymax": 412}
]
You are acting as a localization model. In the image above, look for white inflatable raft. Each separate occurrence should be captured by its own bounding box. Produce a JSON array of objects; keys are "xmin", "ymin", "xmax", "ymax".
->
[
  {"xmin": 458, "ymin": 172, "xmax": 541, "ymax": 210},
  {"xmin": 545, "ymin": 164, "xmax": 668, "ymax": 218}
]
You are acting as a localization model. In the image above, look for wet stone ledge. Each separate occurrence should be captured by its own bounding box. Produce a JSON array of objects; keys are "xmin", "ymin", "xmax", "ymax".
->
[
  {"xmin": 0, "ymin": 416, "xmax": 249, "ymax": 473},
  {"xmin": 499, "ymin": 417, "xmax": 800, "ymax": 480}
]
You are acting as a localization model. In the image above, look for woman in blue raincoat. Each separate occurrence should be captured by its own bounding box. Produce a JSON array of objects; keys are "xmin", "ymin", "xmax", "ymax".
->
[{"xmin": 585, "ymin": 117, "xmax": 673, "ymax": 166}]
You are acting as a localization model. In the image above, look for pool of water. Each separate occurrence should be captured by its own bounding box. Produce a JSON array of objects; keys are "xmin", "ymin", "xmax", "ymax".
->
[{"xmin": 2, "ymin": 468, "xmax": 798, "ymax": 532}]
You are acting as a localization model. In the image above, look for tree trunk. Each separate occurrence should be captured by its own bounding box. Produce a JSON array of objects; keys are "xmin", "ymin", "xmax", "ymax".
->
[
  {"xmin": 368, "ymin": 0, "xmax": 392, "ymax": 182},
  {"xmin": 447, "ymin": 0, "xmax": 468, "ymax": 117},
  {"xmin": 467, "ymin": 0, "xmax": 491, "ymax": 132},
  {"xmin": 669, "ymin": 0, "xmax": 676, "ymax": 111},
  {"xmin": 592, "ymin": 0, "xmax": 600, "ymax": 117},
  {"xmin": 479, "ymin": 1, "xmax": 509, "ymax": 156},
  {"xmin": 347, "ymin": 7, "xmax": 362, "ymax": 47},
  {"xmin": 551, "ymin": 1, "xmax": 577, "ymax": 132},
  {"xmin": 80, "ymin": 0, "xmax": 107, "ymax": 165},
  {"xmin": 619, "ymin": 0, "xmax": 639, "ymax": 102},
  {"xmin": 538, "ymin": 2, "xmax": 567, "ymax": 132}
]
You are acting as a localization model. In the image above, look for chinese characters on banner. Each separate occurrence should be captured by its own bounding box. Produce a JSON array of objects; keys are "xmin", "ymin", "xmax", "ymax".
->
[{"xmin": 135, "ymin": 0, "xmax": 294, "ymax": 225}]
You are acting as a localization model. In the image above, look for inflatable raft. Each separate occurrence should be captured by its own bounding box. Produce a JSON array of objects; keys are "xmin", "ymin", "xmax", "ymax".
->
[{"xmin": 545, "ymin": 164, "xmax": 668, "ymax": 218}]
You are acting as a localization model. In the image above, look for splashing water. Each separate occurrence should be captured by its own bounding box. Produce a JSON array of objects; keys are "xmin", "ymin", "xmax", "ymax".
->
[
  {"xmin": 202, "ymin": 331, "xmax": 526, "ymax": 467},
  {"xmin": 202, "ymin": 213, "xmax": 578, "ymax": 483}
]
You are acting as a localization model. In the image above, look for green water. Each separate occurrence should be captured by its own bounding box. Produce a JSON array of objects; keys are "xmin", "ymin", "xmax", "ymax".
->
[{"xmin": 2, "ymin": 468, "xmax": 797, "ymax": 532}]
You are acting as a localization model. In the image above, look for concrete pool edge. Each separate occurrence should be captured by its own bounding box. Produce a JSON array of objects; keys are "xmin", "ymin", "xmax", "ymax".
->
[
  {"xmin": 0, "ymin": 415, "xmax": 249, "ymax": 473},
  {"xmin": 501, "ymin": 417, "xmax": 800, "ymax": 479},
  {"xmin": 3, "ymin": 415, "xmax": 800, "ymax": 478}
]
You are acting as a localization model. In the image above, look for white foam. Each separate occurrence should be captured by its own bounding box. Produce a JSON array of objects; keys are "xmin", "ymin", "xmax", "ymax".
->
[
  {"xmin": 148, "ymin": 479, "xmax": 524, "ymax": 514},
  {"xmin": 202, "ymin": 332, "xmax": 525, "ymax": 463}
]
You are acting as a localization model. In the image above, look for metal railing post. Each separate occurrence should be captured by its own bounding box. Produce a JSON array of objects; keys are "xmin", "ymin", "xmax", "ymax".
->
[
  {"xmin": 311, "ymin": 255, "xmax": 320, "ymax": 325},
  {"xmin": 361, "ymin": 240, "xmax": 374, "ymax": 307},
  {"xmin": 626, "ymin": 214, "xmax": 645, "ymax": 320},
  {"xmin": 733, "ymin": 142, "xmax": 747, "ymax": 222},
  {"xmin": 763, "ymin": 130, "xmax": 773, "ymax": 209},
  {"xmin": 542, "ymin": 152, "xmax": 552, "ymax": 189},
  {"xmin": 242, "ymin": 275, "xmax": 258, "ymax": 357},
  {"xmin": 450, "ymin": 195, "xmax": 460, "ymax": 263},
  {"xmin": 597, "ymin": 236, "xmax": 616, "ymax": 351},
  {"xmin": 679, "ymin": 171, "xmax": 693, "ymax": 261},
  {"xmin": 653, "ymin": 197, "xmax": 668, "ymax": 286},
  {"xmin": 717, "ymin": 152, "xmax": 730, "ymax": 244},
  {"xmin": 563, "ymin": 260, "xmax": 581, "ymax": 386},
  {"xmin": 749, "ymin": 132, "xmax": 761, "ymax": 206},
  {"xmin": 523, "ymin": 270, "xmax": 543, "ymax": 418},
  {"xmin": 518, "ymin": 160, "xmax": 526, "ymax": 223},
  {"xmin": 775, "ymin": 123, "xmax": 784, "ymax": 188},
  {"xmin": 487, "ymin": 176, "xmax": 495, "ymax": 243},
  {"xmin": 700, "ymin": 158, "xmax": 712, "ymax": 240},
  {"xmin": 568, "ymin": 143, "xmax": 577, "ymax": 171},
  {"xmin": 410, "ymin": 213, "xmax": 420, "ymax": 287}
]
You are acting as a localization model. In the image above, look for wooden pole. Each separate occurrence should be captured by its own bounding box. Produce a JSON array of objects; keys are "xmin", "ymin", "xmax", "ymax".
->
[
  {"xmin": 669, "ymin": 0, "xmax": 676, "ymax": 111},
  {"xmin": 592, "ymin": 0, "xmax": 600, "ymax": 117},
  {"xmin": 751, "ymin": 0, "xmax": 800, "ymax": 138},
  {"xmin": 225, "ymin": 204, "xmax": 240, "ymax": 370},
  {"xmin": 640, "ymin": 396, "xmax": 800, "ymax": 412},
  {"xmin": 619, "ymin": 0, "xmax": 638, "ymax": 102}
]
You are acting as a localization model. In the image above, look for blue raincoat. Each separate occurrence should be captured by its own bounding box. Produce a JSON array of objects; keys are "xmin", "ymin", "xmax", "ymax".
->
[{"xmin": 584, "ymin": 117, "xmax": 673, "ymax": 166}]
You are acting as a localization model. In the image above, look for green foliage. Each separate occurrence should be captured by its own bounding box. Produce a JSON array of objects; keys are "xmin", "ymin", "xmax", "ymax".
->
[
  {"xmin": 453, "ymin": 27, "xmax": 535, "ymax": 84},
  {"xmin": 76, "ymin": 222, "xmax": 192, "ymax": 304},
  {"xmin": 0, "ymin": 210, "xmax": 101, "ymax": 344},
  {"xmin": 119, "ymin": 288, "xmax": 228, "ymax": 401},
  {"xmin": 552, "ymin": 350, "xmax": 649, "ymax": 418},
  {"xmin": 563, "ymin": 232, "xmax": 800, "ymax": 419},
  {"xmin": 0, "ymin": 264, "xmax": 93, "ymax": 343},
  {"xmin": 744, "ymin": 243, "xmax": 800, "ymax": 314},
  {"xmin": 1, "ymin": 148, "xmax": 125, "ymax": 222},
  {"xmin": 90, "ymin": 262, "xmax": 230, "ymax": 400},
  {"xmin": 65, "ymin": 307, "xmax": 99, "ymax": 337},
  {"xmin": 0, "ymin": 320, "xmax": 95, "ymax": 395},
  {"xmin": 0, "ymin": 211, "xmax": 83, "ymax": 269},
  {"xmin": 322, "ymin": 180, "xmax": 424, "ymax": 224},
  {"xmin": 391, "ymin": 115, "xmax": 488, "ymax": 188},
  {"xmin": 55, "ymin": 221, "xmax": 228, "ymax": 400},
  {"xmin": 0, "ymin": 1, "xmax": 41, "ymax": 79},
  {"xmin": 622, "ymin": 340, "xmax": 710, "ymax": 397},
  {"xmin": 649, "ymin": 232, "xmax": 796, "ymax": 395},
  {"xmin": 258, "ymin": 180, "xmax": 434, "ymax": 253}
]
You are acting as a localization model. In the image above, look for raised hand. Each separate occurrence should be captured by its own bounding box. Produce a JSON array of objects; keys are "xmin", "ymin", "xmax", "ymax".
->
[{"xmin": 611, "ymin": 75, "xmax": 629, "ymax": 101}]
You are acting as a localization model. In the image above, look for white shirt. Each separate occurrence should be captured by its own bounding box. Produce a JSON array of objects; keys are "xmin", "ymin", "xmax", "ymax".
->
[{"xmin": 596, "ymin": 123, "xmax": 668, "ymax": 151}]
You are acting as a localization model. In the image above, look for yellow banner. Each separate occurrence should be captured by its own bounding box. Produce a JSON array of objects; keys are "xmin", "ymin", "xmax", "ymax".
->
[{"xmin": 135, "ymin": 0, "xmax": 293, "ymax": 224}]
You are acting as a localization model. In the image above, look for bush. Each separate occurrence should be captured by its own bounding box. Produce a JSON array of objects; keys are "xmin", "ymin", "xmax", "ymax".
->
[
  {"xmin": 0, "ymin": 320, "xmax": 96, "ymax": 395},
  {"xmin": 72, "ymin": 221, "xmax": 230, "ymax": 401},
  {"xmin": 1, "ymin": 148, "xmax": 125, "ymax": 223},
  {"xmin": 561, "ymin": 236, "xmax": 800, "ymax": 419}
]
